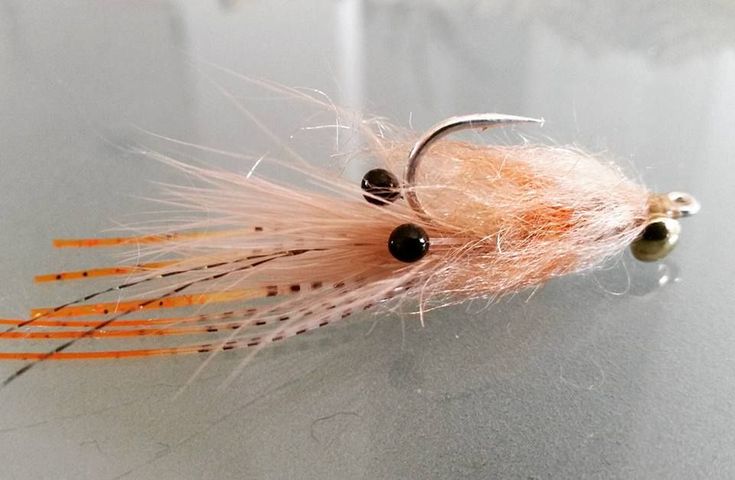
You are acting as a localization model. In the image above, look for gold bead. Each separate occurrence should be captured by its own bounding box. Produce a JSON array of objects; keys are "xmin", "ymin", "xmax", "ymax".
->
[{"xmin": 630, "ymin": 216, "xmax": 681, "ymax": 262}]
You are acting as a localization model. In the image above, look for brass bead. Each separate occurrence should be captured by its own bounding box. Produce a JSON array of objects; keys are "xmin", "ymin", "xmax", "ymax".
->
[{"xmin": 630, "ymin": 216, "xmax": 681, "ymax": 262}]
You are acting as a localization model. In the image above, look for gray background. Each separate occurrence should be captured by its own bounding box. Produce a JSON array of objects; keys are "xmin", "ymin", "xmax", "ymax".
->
[{"xmin": 0, "ymin": 1, "xmax": 733, "ymax": 479}]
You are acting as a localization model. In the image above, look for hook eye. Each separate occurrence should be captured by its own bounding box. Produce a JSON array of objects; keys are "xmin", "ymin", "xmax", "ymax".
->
[{"xmin": 649, "ymin": 191, "xmax": 700, "ymax": 219}]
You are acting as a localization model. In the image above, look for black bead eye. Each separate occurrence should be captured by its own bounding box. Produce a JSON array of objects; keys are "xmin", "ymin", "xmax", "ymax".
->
[
  {"xmin": 361, "ymin": 168, "xmax": 400, "ymax": 205},
  {"xmin": 388, "ymin": 223, "xmax": 430, "ymax": 262}
]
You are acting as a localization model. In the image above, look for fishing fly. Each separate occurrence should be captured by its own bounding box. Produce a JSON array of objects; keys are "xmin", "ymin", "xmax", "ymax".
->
[{"xmin": 0, "ymin": 107, "xmax": 699, "ymax": 387}]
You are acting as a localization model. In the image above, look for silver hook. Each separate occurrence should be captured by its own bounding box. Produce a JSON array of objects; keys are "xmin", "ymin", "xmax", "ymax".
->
[{"xmin": 404, "ymin": 113, "xmax": 544, "ymax": 219}]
